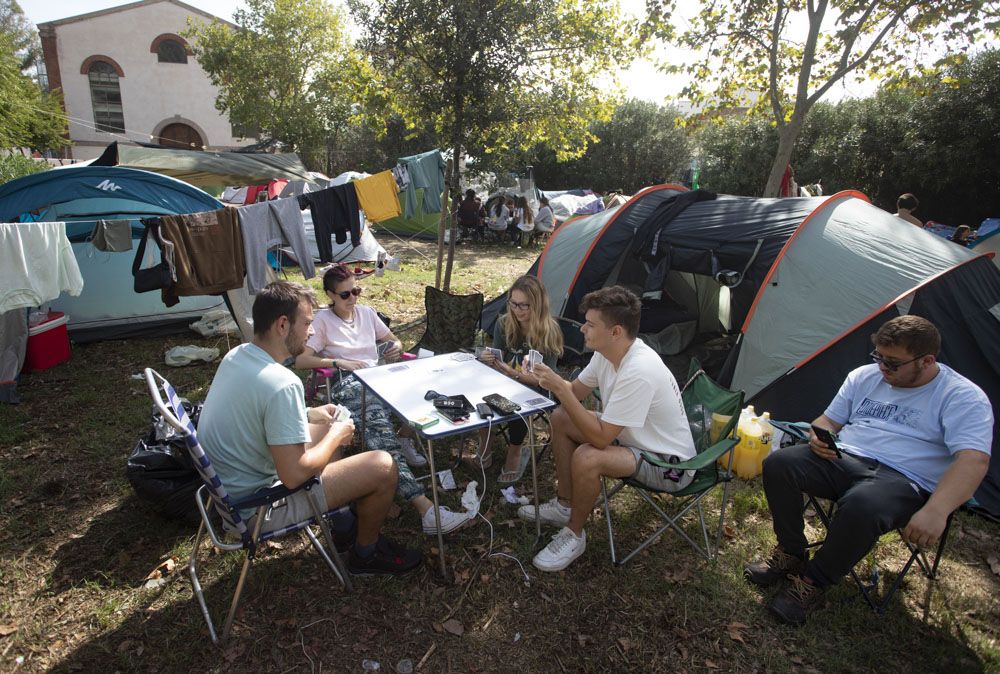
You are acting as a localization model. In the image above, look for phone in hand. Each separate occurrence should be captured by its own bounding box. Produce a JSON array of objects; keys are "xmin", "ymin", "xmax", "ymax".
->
[{"xmin": 811, "ymin": 425, "xmax": 842, "ymax": 458}]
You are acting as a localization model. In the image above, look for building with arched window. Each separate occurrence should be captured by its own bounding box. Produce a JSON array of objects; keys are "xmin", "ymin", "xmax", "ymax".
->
[{"xmin": 38, "ymin": 0, "xmax": 256, "ymax": 160}]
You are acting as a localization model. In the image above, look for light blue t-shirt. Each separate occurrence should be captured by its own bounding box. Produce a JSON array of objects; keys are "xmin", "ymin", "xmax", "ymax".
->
[
  {"xmin": 824, "ymin": 363, "xmax": 993, "ymax": 493},
  {"xmin": 198, "ymin": 343, "xmax": 310, "ymax": 513}
]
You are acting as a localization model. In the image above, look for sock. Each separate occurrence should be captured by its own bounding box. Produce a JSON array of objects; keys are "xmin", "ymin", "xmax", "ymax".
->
[
  {"xmin": 328, "ymin": 507, "xmax": 356, "ymax": 535},
  {"xmin": 354, "ymin": 540, "xmax": 376, "ymax": 559}
]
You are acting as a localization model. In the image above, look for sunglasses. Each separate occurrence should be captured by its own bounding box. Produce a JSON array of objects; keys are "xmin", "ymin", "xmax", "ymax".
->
[
  {"xmin": 333, "ymin": 287, "xmax": 363, "ymax": 300},
  {"xmin": 869, "ymin": 349, "xmax": 925, "ymax": 372},
  {"xmin": 509, "ymin": 301, "xmax": 531, "ymax": 311}
]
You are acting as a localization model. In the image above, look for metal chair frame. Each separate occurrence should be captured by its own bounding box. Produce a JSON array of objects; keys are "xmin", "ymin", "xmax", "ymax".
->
[
  {"xmin": 601, "ymin": 364, "xmax": 744, "ymax": 565},
  {"xmin": 805, "ymin": 494, "xmax": 952, "ymax": 614},
  {"xmin": 144, "ymin": 368, "xmax": 353, "ymax": 643}
]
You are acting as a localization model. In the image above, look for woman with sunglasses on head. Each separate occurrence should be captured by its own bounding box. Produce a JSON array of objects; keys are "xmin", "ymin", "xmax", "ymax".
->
[
  {"xmin": 476, "ymin": 275, "xmax": 563, "ymax": 483},
  {"xmin": 296, "ymin": 264, "xmax": 469, "ymax": 535}
]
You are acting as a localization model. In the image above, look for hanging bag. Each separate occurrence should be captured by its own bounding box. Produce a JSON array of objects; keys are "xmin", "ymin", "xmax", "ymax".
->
[{"xmin": 132, "ymin": 220, "xmax": 172, "ymax": 293}]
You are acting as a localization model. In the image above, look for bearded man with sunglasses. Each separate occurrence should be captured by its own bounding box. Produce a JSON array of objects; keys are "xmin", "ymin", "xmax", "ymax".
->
[{"xmin": 746, "ymin": 315, "xmax": 992, "ymax": 625}]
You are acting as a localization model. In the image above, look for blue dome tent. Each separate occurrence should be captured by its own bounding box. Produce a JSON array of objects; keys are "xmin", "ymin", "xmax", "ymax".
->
[{"xmin": 0, "ymin": 167, "xmax": 226, "ymax": 341}]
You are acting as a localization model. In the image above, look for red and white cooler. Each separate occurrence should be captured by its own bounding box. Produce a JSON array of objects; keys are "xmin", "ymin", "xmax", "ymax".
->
[{"xmin": 23, "ymin": 311, "xmax": 71, "ymax": 372}]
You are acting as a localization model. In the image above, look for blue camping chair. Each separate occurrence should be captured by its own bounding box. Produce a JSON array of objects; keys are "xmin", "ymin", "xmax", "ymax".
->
[{"xmin": 144, "ymin": 368, "xmax": 353, "ymax": 643}]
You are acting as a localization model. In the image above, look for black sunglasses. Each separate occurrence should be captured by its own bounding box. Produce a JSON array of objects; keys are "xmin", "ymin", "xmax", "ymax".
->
[
  {"xmin": 869, "ymin": 349, "xmax": 925, "ymax": 372},
  {"xmin": 333, "ymin": 287, "xmax": 363, "ymax": 300}
]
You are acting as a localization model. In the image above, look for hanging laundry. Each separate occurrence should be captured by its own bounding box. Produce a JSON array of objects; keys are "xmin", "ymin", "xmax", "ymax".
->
[
  {"xmin": 391, "ymin": 163, "xmax": 411, "ymax": 192},
  {"xmin": 398, "ymin": 150, "xmax": 446, "ymax": 219},
  {"xmin": 298, "ymin": 183, "xmax": 361, "ymax": 261},
  {"xmin": 237, "ymin": 197, "xmax": 316, "ymax": 294},
  {"xmin": 89, "ymin": 219, "xmax": 133, "ymax": 252},
  {"xmin": 157, "ymin": 208, "xmax": 246, "ymax": 307},
  {"xmin": 267, "ymin": 179, "xmax": 289, "ymax": 200},
  {"xmin": 353, "ymin": 171, "xmax": 402, "ymax": 222},
  {"xmin": 0, "ymin": 222, "xmax": 84, "ymax": 314}
]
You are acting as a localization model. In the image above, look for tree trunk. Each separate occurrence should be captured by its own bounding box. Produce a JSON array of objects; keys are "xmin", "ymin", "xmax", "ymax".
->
[
  {"xmin": 435, "ymin": 157, "xmax": 454, "ymax": 289},
  {"xmin": 442, "ymin": 146, "xmax": 462, "ymax": 292},
  {"xmin": 763, "ymin": 115, "xmax": 806, "ymax": 197}
]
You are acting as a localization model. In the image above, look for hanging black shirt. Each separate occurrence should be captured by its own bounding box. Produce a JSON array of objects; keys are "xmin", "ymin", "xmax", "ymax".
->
[{"xmin": 298, "ymin": 183, "xmax": 361, "ymax": 262}]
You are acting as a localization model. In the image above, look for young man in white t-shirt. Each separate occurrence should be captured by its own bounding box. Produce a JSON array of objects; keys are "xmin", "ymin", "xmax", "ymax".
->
[
  {"xmin": 521, "ymin": 286, "xmax": 696, "ymax": 572},
  {"xmin": 746, "ymin": 315, "xmax": 992, "ymax": 624}
]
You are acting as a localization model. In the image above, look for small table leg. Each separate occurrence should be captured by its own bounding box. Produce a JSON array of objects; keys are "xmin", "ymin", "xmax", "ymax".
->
[{"xmin": 425, "ymin": 439, "xmax": 449, "ymax": 580}]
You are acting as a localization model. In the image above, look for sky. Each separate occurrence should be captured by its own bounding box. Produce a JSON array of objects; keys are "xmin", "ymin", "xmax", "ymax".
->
[{"xmin": 18, "ymin": 0, "xmax": 877, "ymax": 103}]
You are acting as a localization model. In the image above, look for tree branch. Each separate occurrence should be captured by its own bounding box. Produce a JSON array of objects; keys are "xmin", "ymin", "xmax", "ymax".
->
[{"xmin": 768, "ymin": 0, "xmax": 786, "ymax": 127}]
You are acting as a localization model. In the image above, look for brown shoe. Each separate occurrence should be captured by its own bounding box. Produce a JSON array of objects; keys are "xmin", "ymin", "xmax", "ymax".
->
[
  {"xmin": 769, "ymin": 574, "xmax": 824, "ymax": 625},
  {"xmin": 744, "ymin": 545, "xmax": 807, "ymax": 587}
]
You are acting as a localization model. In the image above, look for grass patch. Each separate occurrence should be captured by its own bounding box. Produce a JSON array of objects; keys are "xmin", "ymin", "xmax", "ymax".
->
[{"xmin": 1, "ymin": 240, "xmax": 998, "ymax": 672}]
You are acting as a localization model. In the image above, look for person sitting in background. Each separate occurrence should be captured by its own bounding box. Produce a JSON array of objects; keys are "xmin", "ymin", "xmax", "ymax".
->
[
  {"xmin": 513, "ymin": 196, "xmax": 535, "ymax": 247},
  {"xmin": 894, "ymin": 193, "xmax": 924, "ymax": 227},
  {"xmin": 950, "ymin": 224, "xmax": 972, "ymax": 246},
  {"xmin": 474, "ymin": 275, "xmax": 563, "ymax": 483},
  {"xmin": 457, "ymin": 189, "xmax": 484, "ymax": 239},
  {"xmin": 198, "ymin": 281, "xmax": 422, "ymax": 575},
  {"xmin": 745, "ymin": 315, "xmax": 992, "ymax": 625},
  {"xmin": 487, "ymin": 197, "xmax": 510, "ymax": 236},
  {"xmin": 295, "ymin": 265, "xmax": 469, "ymax": 536},
  {"xmin": 535, "ymin": 197, "xmax": 555, "ymax": 236}
]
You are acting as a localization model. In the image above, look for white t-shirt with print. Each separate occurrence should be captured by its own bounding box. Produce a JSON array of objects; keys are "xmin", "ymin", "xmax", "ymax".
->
[
  {"xmin": 824, "ymin": 363, "xmax": 993, "ymax": 493},
  {"xmin": 305, "ymin": 304, "xmax": 391, "ymax": 367},
  {"xmin": 578, "ymin": 339, "xmax": 696, "ymax": 460}
]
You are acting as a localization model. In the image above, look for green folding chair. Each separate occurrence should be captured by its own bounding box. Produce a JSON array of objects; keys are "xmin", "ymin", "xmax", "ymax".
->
[{"xmin": 602, "ymin": 359, "xmax": 744, "ymax": 564}]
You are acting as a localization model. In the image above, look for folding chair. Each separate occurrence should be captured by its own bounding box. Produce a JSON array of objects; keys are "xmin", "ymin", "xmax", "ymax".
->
[
  {"xmin": 412, "ymin": 286, "xmax": 484, "ymax": 354},
  {"xmin": 805, "ymin": 494, "xmax": 953, "ymax": 614},
  {"xmin": 144, "ymin": 368, "xmax": 353, "ymax": 644},
  {"xmin": 602, "ymin": 360, "xmax": 744, "ymax": 564},
  {"xmin": 305, "ymin": 311, "xmax": 393, "ymax": 403}
]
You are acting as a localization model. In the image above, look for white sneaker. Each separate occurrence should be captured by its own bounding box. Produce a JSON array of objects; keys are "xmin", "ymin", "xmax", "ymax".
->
[
  {"xmin": 421, "ymin": 506, "xmax": 468, "ymax": 535},
  {"xmin": 517, "ymin": 497, "xmax": 570, "ymax": 527},
  {"xmin": 533, "ymin": 527, "xmax": 587, "ymax": 572},
  {"xmin": 399, "ymin": 437, "xmax": 427, "ymax": 467}
]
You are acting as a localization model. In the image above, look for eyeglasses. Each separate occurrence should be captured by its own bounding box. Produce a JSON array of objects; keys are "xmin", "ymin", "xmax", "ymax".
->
[
  {"xmin": 334, "ymin": 287, "xmax": 363, "ymax": 300},
  {"xmin": 869, "ymin": 349, "xmax": 925, "ymax": 372},
  {"xmin": 509, "ymin": 301, "xmax": 531, "ymax": 311}
]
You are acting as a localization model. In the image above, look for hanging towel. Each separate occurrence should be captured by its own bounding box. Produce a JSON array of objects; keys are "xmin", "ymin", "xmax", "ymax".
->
[
  {"xmin": 298, "ymin": 183, "xmax": 361, "ymax": 261},
  {"xmin": 353, "ymin": 171, "xmax": 402, "ymax": 222},
  {"xmin": 399, "ymin": 150, "xmax": 446, "ymax": 218},
  {"xmin": 237, "ymin": 198, "xmax": 315, "ymax": 294},
  {"xmin": 157, "ymin": 208, "xmax": 246, "ymax": 307},
  {"xmin": 0, "ymin": 222, "xmax": 84, "ymax": 314},
  {"xmin": 89, "ymin": 219, "xmax": 133, "ymax": 252}
]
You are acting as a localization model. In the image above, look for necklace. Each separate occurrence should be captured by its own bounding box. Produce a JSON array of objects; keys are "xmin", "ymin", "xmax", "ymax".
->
[{"xmin": 337, "ymin": 310, "xmax": 355, "ymax": 326}]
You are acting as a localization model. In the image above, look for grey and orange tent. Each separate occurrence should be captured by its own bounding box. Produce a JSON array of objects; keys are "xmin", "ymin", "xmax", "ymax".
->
[{"xmin": 482, "ymin": 185, "xmax": 1000, "ymax": 516}]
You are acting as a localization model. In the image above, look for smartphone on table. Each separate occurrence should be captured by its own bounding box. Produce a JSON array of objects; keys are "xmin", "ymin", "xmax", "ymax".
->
[{"xmin": 810, "ymin": 425, "xmax": 842, "ymax": 458}]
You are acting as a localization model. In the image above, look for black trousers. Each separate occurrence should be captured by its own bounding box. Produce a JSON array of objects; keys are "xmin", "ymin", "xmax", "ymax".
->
[{"xmin": 761, "ymin": 444, "xmax": 928, "ymax": 587}]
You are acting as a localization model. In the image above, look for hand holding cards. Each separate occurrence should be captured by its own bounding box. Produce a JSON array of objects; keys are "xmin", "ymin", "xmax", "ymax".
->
[{"xmin": 526, "ymin": 349, "xmax": 543, "ymax": 372}]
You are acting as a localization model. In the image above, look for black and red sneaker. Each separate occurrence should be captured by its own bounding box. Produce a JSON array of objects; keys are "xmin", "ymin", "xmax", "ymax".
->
[{"xmin": 348, "ymin": 536, "xmax": 423, "ymax": 576}]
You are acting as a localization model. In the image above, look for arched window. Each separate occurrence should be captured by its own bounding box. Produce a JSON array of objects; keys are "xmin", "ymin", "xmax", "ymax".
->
[
  {"xmin": 157, "ymin": 39, "xmax": 187, "ymax": 64},
  {"xmin": 88, "ymin": 61, "xmax": 125, "ymax": 133}
]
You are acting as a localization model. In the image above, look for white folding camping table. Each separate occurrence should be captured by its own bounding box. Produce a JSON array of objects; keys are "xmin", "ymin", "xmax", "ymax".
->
[{"xmin": 353, "ymin": 353, "xmax": 556, "ymax": 579}]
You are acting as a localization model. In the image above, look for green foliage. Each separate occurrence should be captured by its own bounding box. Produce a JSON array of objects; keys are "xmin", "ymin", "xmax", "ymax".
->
[
  {"xmin": 647, "ymin": 0, "xmax": 1000, "ymax": 196},
  {"xmin": 0, "ymin": 0, "xmax": 39, "ymax": 71},
  {"xmin": 184, "ymin": 0, "xmax": 363, "ymax": 168},
  {"xmin": 0, "ymin": 30, "xmax": 68, "ymax": 151},
  {"xmin": 532, "ymin": 99, "xmax": 692, "ymax": 192},
  {"xmin": 694, "ymin": 49, "xmax": 1000, "ymax": 224},
  {"xmin": 0, "ymin": 151, "xmax": 47, "ymax": 183},
  {"xmin": 351, "ymin": 0, "xmax": 640, "ymax": 179}
]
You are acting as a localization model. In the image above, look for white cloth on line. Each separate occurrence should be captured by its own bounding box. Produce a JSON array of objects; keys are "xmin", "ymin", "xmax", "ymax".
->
[{"xmin": 0, "ymin": 222, "xmax": 84, "ymax": 313}]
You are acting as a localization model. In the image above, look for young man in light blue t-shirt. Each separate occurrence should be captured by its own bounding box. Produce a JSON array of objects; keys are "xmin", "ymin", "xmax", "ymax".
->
[
  {"xmin": 746, "ymin": 315, "xmax": 992, "ymax": 624},
  {"xmin": 199, "ymin": 281, "xmax": 421, "ymax": 576}
]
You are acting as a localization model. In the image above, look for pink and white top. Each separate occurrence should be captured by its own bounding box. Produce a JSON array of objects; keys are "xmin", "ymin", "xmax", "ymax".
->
[{"xmin": 306, "ymin": 304, "xmax": 391, "ymax": 367}]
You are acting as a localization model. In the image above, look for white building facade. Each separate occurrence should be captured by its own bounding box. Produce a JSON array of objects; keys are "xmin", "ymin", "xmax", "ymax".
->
[{"xmin": 38, "ymin": 0, "xmax": 255, "ymax": 160}]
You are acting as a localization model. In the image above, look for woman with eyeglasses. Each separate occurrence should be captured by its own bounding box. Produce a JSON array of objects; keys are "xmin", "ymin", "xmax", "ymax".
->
[
  {"xmin": 475, "ymin": 275, "xmax": 563, "ymax": 483},
  {"xmin": 296, "ymin": 264, "xmax": 469, "ymax": 536}
]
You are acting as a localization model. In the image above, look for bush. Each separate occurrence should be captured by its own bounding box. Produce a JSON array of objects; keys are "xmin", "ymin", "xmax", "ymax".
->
[{"xmin": 0, "ymin": 153, "xmax": 47, "ymax": 184}]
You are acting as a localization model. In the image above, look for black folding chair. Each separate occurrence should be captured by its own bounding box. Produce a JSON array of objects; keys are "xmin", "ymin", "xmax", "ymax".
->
[
  {"xmin": 805, "ymin": 494, "xmax": 953, "ymax": 614},
  {"xmin": 412, "ymin": 286, "xmax": 483, "ymax": 354}
]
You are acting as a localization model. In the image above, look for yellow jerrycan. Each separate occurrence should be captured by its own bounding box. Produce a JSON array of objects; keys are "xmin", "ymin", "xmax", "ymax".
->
[
  {"xmin": 733, "ymin": 411, "xmax": 774, "ymax": 479},
  {"xmin": 715, "ymin": 405, "xmax": 752, "ymax": 469}
]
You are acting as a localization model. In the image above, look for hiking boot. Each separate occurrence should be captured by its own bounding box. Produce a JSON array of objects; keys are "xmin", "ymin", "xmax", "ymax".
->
[
  {"xmin": 744, "ymin": 546, "xmax": 807, "ymax": 587},
  {"xmin": 769, "ymin": 574, "xmax": 824, "ymax": 625},
  {"xmin": 421, "ymin": 505, "xmax": 469, "ymax": 535},
  {"xmin": 399, "ymin": 437, "xmax": 427, "ymax": 468},
  {"xmin": 517, "ymin": 497, "xmax": 571, "ymax": 527},
  {"xmin": 533, "ymin": 527, "xmax": 587, "ymax": 572},
  {"xmin": 348, "ymin": 536, "xmax": 423, "ymax": 576}
]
